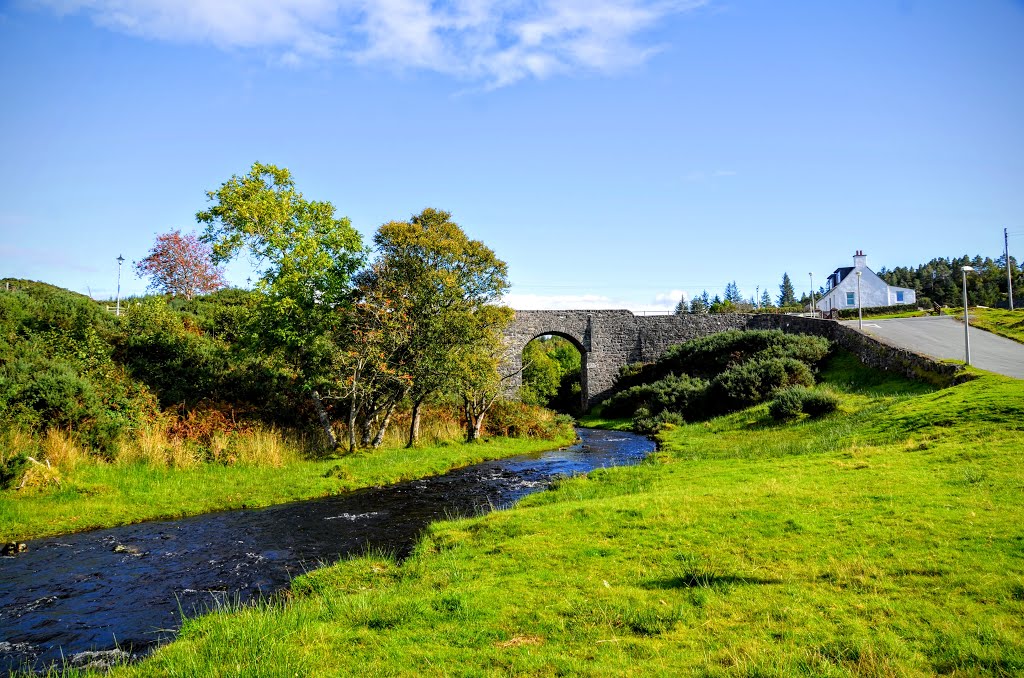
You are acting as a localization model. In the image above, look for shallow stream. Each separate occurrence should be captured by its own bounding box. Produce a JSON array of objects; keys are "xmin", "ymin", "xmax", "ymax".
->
[{"xmin": 0, "ymin": 427, "xmax": 654, "ymax": 673}]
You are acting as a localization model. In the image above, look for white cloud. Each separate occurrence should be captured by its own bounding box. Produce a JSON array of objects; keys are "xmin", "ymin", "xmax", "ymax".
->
[
  {"xmin": 504, "ymin": 288, "xmax": 687, "ymax": 314},
  {"xmin": 33, "ymin": 0, "xmax": 708, "ymax": 86}
]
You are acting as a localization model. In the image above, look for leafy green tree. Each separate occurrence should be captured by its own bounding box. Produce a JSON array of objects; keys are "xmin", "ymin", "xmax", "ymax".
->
[
  {"xmin": 521, "ymin": 339, "xmax": 561, "ymax": 405},
  {"xmin": 196, "ymin": 162, "xmax": 364, "ymax": 445},
  {"xmin": 369, "ymin": 208, "xmax": 510, "ymax": 446},
  {"xmin": 454, "ymin": 304, "xmax": 516, "ymax": 442},
  {"xmin": 778, "ymin": 273, "xmax": 797, "ymax": 306}
]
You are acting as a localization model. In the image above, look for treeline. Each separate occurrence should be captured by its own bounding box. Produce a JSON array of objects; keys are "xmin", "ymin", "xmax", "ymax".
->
[
  {"xmin": 1, "ymin": 162, "xmax": 567, "ymax": 466},
  {"xmin": 878, "ymin": 254, "xmax": 1022, "ymax": 308}
]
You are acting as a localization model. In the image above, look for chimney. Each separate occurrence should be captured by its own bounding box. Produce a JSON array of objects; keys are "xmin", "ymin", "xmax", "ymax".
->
[{"xmin": 853, "ymin": 250, "xmax": 867, "ymax": 269}]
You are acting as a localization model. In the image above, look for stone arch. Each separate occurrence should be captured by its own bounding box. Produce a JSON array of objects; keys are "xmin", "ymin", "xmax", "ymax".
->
[{"xmin": 516, "ymin": 330, "xmax": 589, "ymax": 411}]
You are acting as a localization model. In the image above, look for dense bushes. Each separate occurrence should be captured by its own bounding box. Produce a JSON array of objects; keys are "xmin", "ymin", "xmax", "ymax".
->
[
  {"xmin": 600, "ymin": 329, "xmax": 834, "ymax": 432},
  {"xmin": 0, "ymin": 280, "xmax": 160, "ymax": 452}
]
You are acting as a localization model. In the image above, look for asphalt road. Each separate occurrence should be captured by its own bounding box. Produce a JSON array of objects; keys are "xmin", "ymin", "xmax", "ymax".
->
[{"xmin": 841, "ymin": 315, "xmax": 1024, "ymax": 379}]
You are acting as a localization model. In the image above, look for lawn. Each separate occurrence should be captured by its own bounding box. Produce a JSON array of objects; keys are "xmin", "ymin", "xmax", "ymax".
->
[
  {"xmin": 967, "ymin": 307, "xmax": 1024, "ymax": 344},
  {"xmin": 98, "ymin": 353, "xmax": 1023, "ymax": 676}
]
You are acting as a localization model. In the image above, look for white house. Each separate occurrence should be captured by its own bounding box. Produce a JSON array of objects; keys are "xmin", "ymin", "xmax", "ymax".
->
[{"xmin": 816, "ymin": 250, "xmax": 916, "ymax": 314}]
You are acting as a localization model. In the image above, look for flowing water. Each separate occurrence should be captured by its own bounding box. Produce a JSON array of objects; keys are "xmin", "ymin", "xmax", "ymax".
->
[{"xmin": 0, "ymin": 428, "xmax": 654, "ymax": 673}]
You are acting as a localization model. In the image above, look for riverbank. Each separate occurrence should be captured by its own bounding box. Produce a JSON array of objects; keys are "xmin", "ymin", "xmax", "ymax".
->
[
  {"xmin": 0, "ymin": 431, "xmax": 576, "ymax": 542},
  {"xmin": 105, "ymin": 355, "xmax": 1024, "ymax": 676}
]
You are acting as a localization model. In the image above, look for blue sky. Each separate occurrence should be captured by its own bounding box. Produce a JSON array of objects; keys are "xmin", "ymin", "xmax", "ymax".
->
[{"xmin": 2, "ymin": 0, "xmax": 1022, "ymax": 311}]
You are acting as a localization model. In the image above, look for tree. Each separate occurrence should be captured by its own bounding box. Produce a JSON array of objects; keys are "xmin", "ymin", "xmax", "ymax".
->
[
  {"xmin": 724, "ymin": 281, "xmax": 743, "ymax": 303},
  {"xmin": 689, "ymin": 290, "xmax": 711, "ymax": 315},
  {"xmin": 760, "ymin": 289, "xmax": 774, "ymax": 309},
  {"xmin": 673, "ymin": 293, "xmax": 688, "ymax": 316},
  {"xmin": 368, "ymin": 208, "xmax": 510, "ymax": 447},
  {"xmin": 778, "ymin": 273, "xmax": 797, "ymax": 307},
  {"xmin": 454, "ymin": 305, "xmax": 517, "ymax": 442},
  {"xmin": 135, "ymin": 230, "xmax": 226, "ymax": 300},
  {"xmin": 196, "ymin": 162, "xmax": 364, "ymax": 446}
]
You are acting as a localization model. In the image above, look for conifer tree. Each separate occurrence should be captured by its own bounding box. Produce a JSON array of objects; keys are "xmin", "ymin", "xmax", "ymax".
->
[{"xmin": 778, "ymin": 273, "xmax": 797, "ymax": 306}]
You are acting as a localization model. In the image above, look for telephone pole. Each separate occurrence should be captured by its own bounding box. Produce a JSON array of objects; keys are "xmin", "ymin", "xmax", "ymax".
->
[{"xmin": 1007, "ymin": 227, "xmax": 1015, "ymax": 311}]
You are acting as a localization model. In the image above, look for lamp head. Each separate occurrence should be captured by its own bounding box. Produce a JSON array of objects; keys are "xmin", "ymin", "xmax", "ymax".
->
[
  {"xmin": 963, "ymin": 265, "xmax": 975, "ymax": 272},
  {"xmin": 116, "ymin": 254, "xmax": 125, "ymax": 264}
]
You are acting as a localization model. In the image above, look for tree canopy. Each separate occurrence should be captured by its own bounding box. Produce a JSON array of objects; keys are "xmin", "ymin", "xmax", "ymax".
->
[{"xmin": 135, "ymin": 230, "xmax": 225, "ymax": 300}]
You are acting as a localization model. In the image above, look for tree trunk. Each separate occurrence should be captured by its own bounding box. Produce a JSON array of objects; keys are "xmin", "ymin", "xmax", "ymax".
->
[
  {"xmin": 407, "ymin": 399, "xmax": 423, "ymax": 448},
  {"xmin": 371, "ymin": 401, "xmax": 397, "ymax": 449},
  {"xmin": 348, "ymin": 388, "xmax": 358, "ymax": 455},
  {"xmin": 311, "ymin": 390, "xmax": 337, "ymax": 449}
]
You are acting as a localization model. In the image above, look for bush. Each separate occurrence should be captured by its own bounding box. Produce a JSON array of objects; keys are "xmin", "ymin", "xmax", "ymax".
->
[
  {"xmin": 800, "ymin": 389, "xmax": 839, "ymax": 417},
  {"xmin": 709, "ymin": 357, "xmax": 815, "ymax": 410},
  {"xmin": 603, "ymin": 374, "xmax": 708, "ymax": 420},
  {"xmin": 768, "ymin": 386, "xmax": 840, "ymax": 422},
  {"xmin": 484, "ymin": 401, "xmax": 574, "ymax": 440},
  {"xmin": 768, "ymin": 387, "xmax": 807, "ymax": 421},
  {"xmin": 632, "ymin": 409, "xmax": 685, "ymax": 435}
]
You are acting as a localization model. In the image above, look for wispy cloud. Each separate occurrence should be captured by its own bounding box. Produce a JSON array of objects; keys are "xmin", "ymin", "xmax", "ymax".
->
[
  {"xmin": 504, "ymin": 288, "xmax": 686, "ymax": 314},
  {"xmin": 33, "ymin": 0, "xmax": 708, "ymax": 86}
]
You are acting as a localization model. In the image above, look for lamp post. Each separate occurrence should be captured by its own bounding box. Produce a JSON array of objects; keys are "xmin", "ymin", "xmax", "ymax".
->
[
  {"xmin": 962, "ymin": 265, "xmax": 975, "ymax": 365},
  {"xmin": 116, "ymin": 254, "xmax": 125, "ymax": 317},
  {"xmin": 856, "ymin": 270, "xmax": 863, "ymax": 330},
  {"xmin": 809, "ymin": 272, "xmax": 815, "ymax": 317}
]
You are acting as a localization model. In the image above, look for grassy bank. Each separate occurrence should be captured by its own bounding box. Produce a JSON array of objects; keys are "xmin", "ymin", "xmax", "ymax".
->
[
  {"xmin": 968, "ymin": 307, "xmax": 1024, "ymax": 344},
  {"xmin": 96, "ymin": 354, "xmax": 1023, "ymax": 676},
  {"xmin": 0, "ymin": 431, "xmax": 576, "ymax": 542}
]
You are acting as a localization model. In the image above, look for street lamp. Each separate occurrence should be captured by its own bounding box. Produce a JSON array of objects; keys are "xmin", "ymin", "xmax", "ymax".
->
[
  {"xmin": 809, "ymin": 272, "xmax": 815, "ymax": 317},
  {"xmin": 116, "ymin": 254, "xmax": 125, "ymax": 317},
  {"xmin": 856, "ymin": 270, "xmax": 863, "ymax": 330},
  {"xmin": 962, "ymin": 265, "xmax": 976, "ymax": 365}
]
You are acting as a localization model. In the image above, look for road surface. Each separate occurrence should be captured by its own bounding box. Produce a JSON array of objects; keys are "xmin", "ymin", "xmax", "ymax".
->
[{"xmin": 841, "ymin": 315, "xmax": 1024, "ymax": 379}]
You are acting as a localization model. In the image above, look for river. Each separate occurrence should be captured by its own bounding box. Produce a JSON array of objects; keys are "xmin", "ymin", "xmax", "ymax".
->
[{"xmin": 0, "ymin": 427, "xmax": 654, "ymax": 673}]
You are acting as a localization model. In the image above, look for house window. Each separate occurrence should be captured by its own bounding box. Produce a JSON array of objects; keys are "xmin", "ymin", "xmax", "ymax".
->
[
  {"xmin": 896, "ymin": 291, "xmax": 904, "ymax": 303},
  {"xmin": 846, "ymin": 292, "xmax": 855, "ymax": 306}
]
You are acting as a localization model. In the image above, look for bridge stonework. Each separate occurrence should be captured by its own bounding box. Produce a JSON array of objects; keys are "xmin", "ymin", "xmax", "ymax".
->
[{"xmin": 504, "ymin": 310, "xmax": 751, "ymax": 408}]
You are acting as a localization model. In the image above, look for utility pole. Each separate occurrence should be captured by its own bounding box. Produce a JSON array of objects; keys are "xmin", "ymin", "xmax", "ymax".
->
[
  {"xmin": 809, "ymin": 272, "xmax": 815, "ymax": 316},
  {"xmin": 1007, "ymin": 227, "xmax": 1015, "ymax": 311},
  {"xmin": 116, "ymin": 254, "xmax": 125, "ymax": 317}
]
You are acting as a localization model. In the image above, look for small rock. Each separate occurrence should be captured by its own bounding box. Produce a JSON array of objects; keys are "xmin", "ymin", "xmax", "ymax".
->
[
  {"xmin": 112, "ymin": 544, "xmax": 144, "ymax": 556},
  {"xmin": 69, "ymin": 649, "xmax": 131, "ymax": 670},
  {"xmin": 2, "ymin": 542, "xmax": 27, "ymax": 556}
]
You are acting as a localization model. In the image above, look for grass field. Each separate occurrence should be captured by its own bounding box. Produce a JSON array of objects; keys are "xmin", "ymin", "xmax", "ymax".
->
[
  {"xmin": 0, "ymin": 432, "xmax": 576, "ymax": 542},
  {"xmin": 87, "ymin": 352, "xmax": 1022, "ymax": 677},
  {"xmin": 968, "ymin": 307, "xmax": 1024, "ymax": 344}
]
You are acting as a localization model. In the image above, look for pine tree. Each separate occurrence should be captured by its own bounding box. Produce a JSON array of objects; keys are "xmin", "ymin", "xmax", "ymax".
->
[
  {"xmin": 778, "ymin": 273, "xmax": 796, "ymax": 306},
  {"xmin": 673, "ymin": 293, "xmax": 688, "ymax": 316},
  {"xmin": 760, "ymin": 289, "xmax": 773, "ymax": 308},
  {"xmin": 724, "ymin": 281, "xmax": 743, "ymax": 303}
]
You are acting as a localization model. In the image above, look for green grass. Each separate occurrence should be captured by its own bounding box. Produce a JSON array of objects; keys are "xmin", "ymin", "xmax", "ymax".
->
[
  {"xmin": 968, "ymin": 307, "xmax": 1024, "ymax": 344},
  {"xmin": 0, "ymin": 433, "xmax": 576, "ymax": 542},
  {"xmin": 56, "ymin": 356, "xmax": 1024, "ymax": 676}
]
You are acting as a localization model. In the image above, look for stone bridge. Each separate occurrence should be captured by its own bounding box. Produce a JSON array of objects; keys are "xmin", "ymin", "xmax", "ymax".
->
[{"xmin": 504, "ymin": 310, "xmax": 755, "ymax": 408}]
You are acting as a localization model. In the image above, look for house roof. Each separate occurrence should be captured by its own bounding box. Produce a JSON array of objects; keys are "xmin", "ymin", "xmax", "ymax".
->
[{"xmin": 833, "ymin": 266, "xmax": 854, "ymax": 283}]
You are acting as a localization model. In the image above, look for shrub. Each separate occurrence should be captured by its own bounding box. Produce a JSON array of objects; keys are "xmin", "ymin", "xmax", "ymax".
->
[
  {"xmin": 768, "ymin": 387, "xmax": 807, "ymax": 421},
  {"xmin": 709, "ymin": 357, "xmax": 815, "ymax": 410},
  {"xmin": 768, "ymin": 386, "xmax": 840, "ymax": 422},
  {"xmin": 632, "ymin": 409, "xmax": 686, "ymax": 435},
  {"xmin": 800, "ymin": 389, "xmax": 840, "ymax": 417},
  {"xmin": 603, "ymin": 374, "xmax": 708, "ymax": 419}
]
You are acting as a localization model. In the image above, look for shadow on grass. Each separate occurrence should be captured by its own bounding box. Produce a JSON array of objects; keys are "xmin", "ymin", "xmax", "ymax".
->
[{"xmin": 644, "ymin": 572, "xmax": 782, "ymax": 590}]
